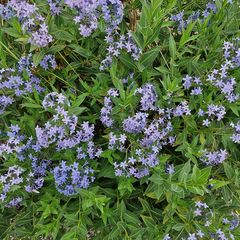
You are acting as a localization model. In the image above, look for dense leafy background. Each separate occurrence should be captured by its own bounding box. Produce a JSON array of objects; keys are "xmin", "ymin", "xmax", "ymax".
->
[{"xmin": 0, "ymin": 0, "xmax": 240, "ymax": 239}]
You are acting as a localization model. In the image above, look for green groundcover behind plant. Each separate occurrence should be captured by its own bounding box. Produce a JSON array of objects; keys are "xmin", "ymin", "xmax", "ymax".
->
[{"xmin": 0, "ymin": 0, "xmax": 240, "ymax": 239}]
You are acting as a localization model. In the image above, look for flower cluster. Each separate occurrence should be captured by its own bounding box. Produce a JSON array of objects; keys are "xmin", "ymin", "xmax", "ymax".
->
[
  {"xmin": 108, "ymin": 132, "xmax": 127, "ymax": 152},
  {"xmin": 0, "ymin": 54, "xmax": 56, "ymax": 115},
  {"xmin": 198, "ymin": 104, "xmax": 226, "ymax": 127},
  {"xmin": 36, "ymin": 92, "xmax": 99, "ymax": 153},
  {"xmin": 0, "ymin": 124, "xmax": 28, "ymax": 158},
  {"xmin": 0, "ymin": 95, "xmax": 14, "ymax": 114},
  {"xmin": 53, "ymin": 161, "xmax": 95, "ymax": 196},
  {"xmin": 191, "ymin": 201, "xmax": 237, "ymax": 240},
  {"xmin": 206, "ymin": 40, "xmax": 240, "ymax": 103},
  {"xmin": 30, "ymin": 23, "xmax": 53, "ymax": 47},
  {"xmin": 36, "ymin": 92, "xmax": 101, "ymax": 195},
  {"xmin": 123, "ymin": 112, "xmax": 148, "ymax": 133},
  {"xmin": 222, "ymin": 212, "xmax": 239, "ymax": 231},
  {"xmin": 6, "ymin": 196, "xmax": 23, "ymax": 208},
  {"xmin": 122, "ymin": 72, "xmax": 134, "ymax": 84},
  {"xmin": 0, "ymin": 68, "xmax": 43, "ymax": 97},
  {"xmin": 172, "ymin": 101, "xmax": 191, "ymax": 117},
  {"xmin": 100, "ymin": 88, "xmax": 119, "ymax": 127},
  {"xmin": 100, "ymin": 32, "xmax": 142, "ymax": 70},
  {"xmin": 140, "ymin": 118, "xmax": 175, "ymax": 148},
  {"xmin": 200, "ymin": 149, "xmax": 228, "ymax": 165},
  {"xmin": 0, "ymin": 165, "xmax": 24, "ymax": 207},
  {"xmin": 66, "ymin": 0, "xmax": 123, "ymax": 37},
  {"xmin": 40, "ymin": 54, "xmax": 57, "ymax": 70},
  {"xmin": 114, "ymin": 150, "xmax": 157, "ymax": 178},
  {"xmin": 48, "ymin": 0, "xmax": 62, "ymax": 15},
  {"xmin": 25, "ymin": 155, "xmax": 50, "ymax": 193},
  {"xmin": 0, "ymin": 0, "xmax": 53, "ymax": 47},
  {"xmin": 194, "ymin": 201, "xmax": 211, "ymax": 218},
  {"xmin": 165, "ymin": 201, "xmax": 238, "ymax": 239},
  {"xmin": 1, "ymin": 0, "xmax": 141, "ymax": 69},
  {"xmin": 18, "ymin": 54, "xmax": 35, "ymax": 74},
  {"xmin": 182, "ymin": 75, "xmax": 202, "ymax": 96},
  {"xmin": 0, "ymin": 91, "xmax": 101, "ymax": 198},
  {"xmin": 48, "ymin": 0, "xmax": 140, "ymax": 69},
  {"xmin": 135, "ymin": 83, "xmax": 158, "ymax": 111},
  {"xmin": 180, "ymin": 40, "xmax": 240, "ymax": 104},
  {"xmin": 101, "ymin": 84, "xmax": 192, "ymax": 178},
  {"xmin": 0, "ymin": 124, "xmax": 51, "ymax": 204},
  {"xmin": 230, "ymin": 121, "xmax": 240, "ymax": 143},
  {"xmin": 170, "ymin": 2, "xmax": 218, "ymax": 32}
]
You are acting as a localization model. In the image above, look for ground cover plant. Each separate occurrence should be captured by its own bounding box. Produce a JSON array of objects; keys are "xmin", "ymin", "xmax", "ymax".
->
[{"xmin": 0, "ymin": 0, "xmax": 240, "ymax": 239}]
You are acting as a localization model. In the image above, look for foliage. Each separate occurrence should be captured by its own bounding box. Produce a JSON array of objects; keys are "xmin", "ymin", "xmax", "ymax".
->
[{"xmin": 0, "ymin": 0, "xmax": 240, "ymax": 239}]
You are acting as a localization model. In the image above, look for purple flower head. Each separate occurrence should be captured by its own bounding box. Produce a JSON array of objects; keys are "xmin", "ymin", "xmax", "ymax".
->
[
  {"xmin": 0, "ymin": 1, "xmax": 53, "ymax": 47},
  {"xmin": 40, "ymin": 54, "xmax": 57, "ymax": 70},
  {"xmin": 204, "ymin": 40, "xmax": 240, "ymax": 102},
  {"xmin": 5, "ymin": 196, "xmax": 23, "ymax": 208},
  {"xmin": 48, "ymin": 0, "xmax": 62, "ymax": 15},
  {"xmin": 0, "ymin": 165, "xmax": 24, "ymax": 207},
  {"xmin": 165, "ymin": 163, "xmax": 175, "ymax": 174},
  {"xmin": 66, "ymin": 0, "xmax": 123, "ymax": 37},
  {"xmin": 53, "ymin": 161, "xmax": 95, "ymax": 195},
  {"xmin": 171, "ymin": 2, "xmax": 218, "ymax": 32},
  {"xmin": 0, "ymin": 95, "xmax": 14, "ymax": 114},
  {"xmin": 0, "ymin": 56, "xmax": 44, "ymax": 114},
  {"xmin": 135, "ymin": 84, "xmax": 157, "ymax": 111},
  {"xmin": 100, "ymin": 31, "xmax": 141, "ymax": 70},
  {"xmin": 108, "ymin": 132, "xmax": 126, "ymax": 151},
  {"xmin": 100, "ymin": 89, "xmax": 119, "ymax": 127},
  {"xmin": 230, "ymin": 121, "xmax": 240, "ymax": 143},
  {"xmin": 30, "ymin": 23, "xmax": 53, "ymax": 47},
  {"xmin": 42, "ymin": 92, "xmax": 70, "ymax": 110},
  {"xmin": 173, "ymin": 101, "xmax": 191, "ymax": 116},
  {"xmin": 206, "ymin": 104, "xmax": 226, "ymax": 121},
  {"xmin": 200, "ymin": 149, "xmax": 228, "ymax": 165},
  {"xmin": 123, "ymin": 112, "xmax": 148, "ymax": 133},
  {"xmin": 18, "ymin": 54, "xmax": 35, "ymax": 75}
]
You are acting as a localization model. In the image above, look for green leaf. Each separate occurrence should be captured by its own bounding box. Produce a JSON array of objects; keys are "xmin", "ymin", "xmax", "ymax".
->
[
  {"xmin": 178, "ymin": 160, "xmax": 191, "ymax": 184},
  {"xmin": 2, "ymin": 28, "xmax": 21, "ymax": 38},
  {"xmin": 49, "ymin": 44, "xmax": 66, "ymax": 54},
  {"xmin": 169, "ymin": 33, "xmax": 176, "ymax": 59},
  {"xmin": 179, "ymin": 22, "xmax": 197, "ymax": 47},
  {"xmin": 192, "ymin": 166, "xmax": 211, "ymax": 185},
  {"xmin": 223, "ymin": 162, "xmax": 235, "ymax": 179},
  {"xmin": 72, "ymin": 93, "xmax": 89, "ymax": 107},
  {"xmin": 172, "ymin": 223, "xmax": 184, "ymax": 231},
  {"xmin": 68, "ymin": 107, "xmax": 86, "ymax": 115},
  {"xmin": 140, "ymin": 47, "xmax": 160, "ymax": 67},
  {"xmin": 52, "ymin": 30, "xmax": 76, "ymax": 42},
  {"xmin": 118, "ymin": 178, "xmax": 135, "ymax": 196},
  {"xmin": 149, "ymin": 173, "xmax": 164, "ymax": 185},
  {"xmin": 141, "ymin": 215, "xmax": 155, "ymax": 230},
  {"xmin": 21, "ymin": 103, "xmax": 42, "ymax": 109},
  {"xmin": 61, "ymin": 230, "xmax": 78, "ymax": 240},
  {"xmin": 171, "ymin": 183, "xmax": 185, "ymax": 198},
  {"xmin": 187, "ymin": 186, "xmax": 204, "ymax": 195},
  {"xmin": 209, "ymin": 179, "xmax": 230, "ymax": 190},
  {"xmin": 124, "ymin": 212, "xmax": 141, "ymax": 225},
  {"xmin": 119, "ymin": 54, "xmax": 137, "ymax": 69},
  {"xmin": 33, "ymin": 51, "xmax": 46, "ymax": 66},
  {"xmin": 154, "ymin": 184, "xmax": 165, "ymax": 199},
  {"xmin": 230, "ymin": 105, "xmax": 240, "ymax": 116},
  {"xmin": 97, "ymin": 164, "xmax": 115, "ymax": 178},
  {"xmin": 139, "ymin": 198, "xmax": 151, "ymax": 213},
  {"xmin": 69, "ymin": 44, "xmax": 92, "ymax": 58}
]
